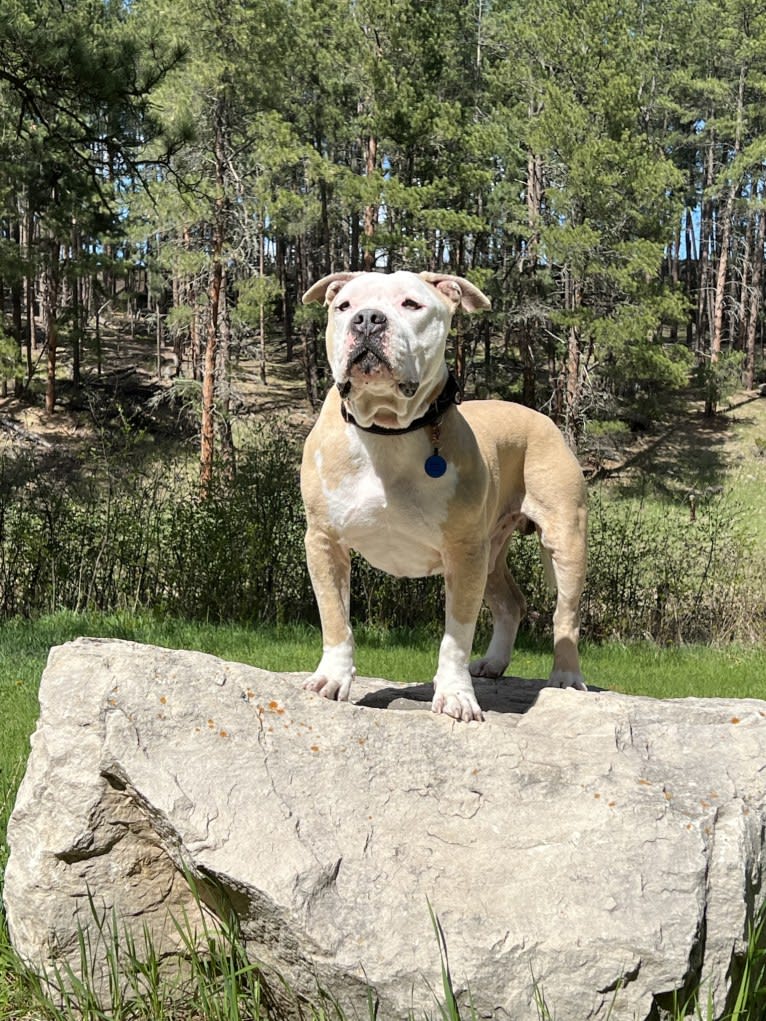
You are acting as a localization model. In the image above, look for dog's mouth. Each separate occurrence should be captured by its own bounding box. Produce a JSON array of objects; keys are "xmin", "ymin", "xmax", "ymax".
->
[
  {"xmin": 346, "ymin": 339, "xmax": 392, "ymax": 376},
  {"xmin": 339, "ymin": 339, "xmax": 419, "ymax": 401}
]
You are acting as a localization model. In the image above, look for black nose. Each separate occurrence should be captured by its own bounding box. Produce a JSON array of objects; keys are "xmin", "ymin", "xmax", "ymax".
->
[{"xmin": 350, "ymin": 308, "xmax": 387, "ymax": 338}]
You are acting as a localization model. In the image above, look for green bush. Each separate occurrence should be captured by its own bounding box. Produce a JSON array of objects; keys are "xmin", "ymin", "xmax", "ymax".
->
[
  {"xmin": 693, "ymin": 351, "xmax": 745, "ymax": 415},
  {"xmin": 0, "ymin": 427, "xmax": 314, "ymax": 626},
  {"xmin": 583, "ymin": 488, "xmax": 760, "ymax": 643},
  {"xmin": 0, "ymin": 428, "xmax": 761, "ymax": 644}
]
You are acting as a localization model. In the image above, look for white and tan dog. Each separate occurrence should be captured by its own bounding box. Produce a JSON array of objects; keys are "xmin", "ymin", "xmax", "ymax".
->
[{"xmin": 300, "ymin": 270, "xmax": 587, "ymax": 722}]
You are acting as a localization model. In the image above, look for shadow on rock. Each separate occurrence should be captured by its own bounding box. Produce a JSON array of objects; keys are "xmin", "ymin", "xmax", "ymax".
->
[{"xmin": 353, "ymin": 677, "xmax": 604, "ymax": 715}]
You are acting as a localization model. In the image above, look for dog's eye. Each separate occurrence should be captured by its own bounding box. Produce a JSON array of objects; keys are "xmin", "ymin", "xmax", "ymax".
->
[
  {"xmin": 336, "ymin": 300, "xmax": 351, "ymax": 312},
  {"xmin": 402, "ymin": 298, "xmax": 423, "ymax": 310}
]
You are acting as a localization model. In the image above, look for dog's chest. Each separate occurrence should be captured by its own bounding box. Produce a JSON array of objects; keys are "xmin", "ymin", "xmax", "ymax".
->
[{"xmin": 316, "ymin": 441, "xmax": 455, "ymax": 578}]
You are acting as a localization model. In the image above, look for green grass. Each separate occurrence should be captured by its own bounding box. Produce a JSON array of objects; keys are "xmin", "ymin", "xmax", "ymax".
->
[
  {"xmin": 2, "ymin": 610, "xmax": 764, "ymax": 702},
  {"xmin": 584, "ymin": 641, "xmax": 766, "ymax": 700},
  {"xmin": 1, "ymin": 611, "xmax": 766, "ymax": 1020},
  {"xmin": 721, "ymin": 395, "xmax": 766, "ymax": 553}
]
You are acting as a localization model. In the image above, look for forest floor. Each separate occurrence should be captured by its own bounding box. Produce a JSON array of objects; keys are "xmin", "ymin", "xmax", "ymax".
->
[
  {"xmin": 0, "ymin": 319, "xmax": 313, "ymax": 461},
  {"xmin": 576, "ymin": 384, "xmax": 766, "ymax": 574},
  {"xmin": 585, "ymin": 387, "xmax": 766, "ymax": 545}
]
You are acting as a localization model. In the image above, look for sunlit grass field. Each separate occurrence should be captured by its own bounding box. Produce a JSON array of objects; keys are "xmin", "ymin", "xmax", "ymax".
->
[{"xmin": 3, "ymin": 609, "xmax": 765, "ymax": 693}]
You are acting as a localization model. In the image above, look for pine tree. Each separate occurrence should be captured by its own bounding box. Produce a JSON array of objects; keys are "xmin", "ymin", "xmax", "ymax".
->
[
  {"xmin": 0, "ymin": 0, "xmax": 183, "ymax": 410},
  {"xmin": 484, "ymin": 0, "xmax": 685, "ymax": 443}
]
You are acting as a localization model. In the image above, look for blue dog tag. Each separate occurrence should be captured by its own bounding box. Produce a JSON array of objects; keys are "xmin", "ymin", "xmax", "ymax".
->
[{"xmin": 424, "ymin": 453, "xmax": 447, "ymax": 478}]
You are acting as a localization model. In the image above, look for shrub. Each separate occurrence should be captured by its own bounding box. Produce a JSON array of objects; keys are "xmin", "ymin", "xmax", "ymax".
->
[
  {"xmin": 0, "ymin": 429, "xmax": 761, "ymax": 644},
  {"xmin": 159, "ymin": 431, "xmax": 312, "ymax": 623},
  {"xmin": 0, "ymin": 425, "xmax": 314, "ymax": 626},
  {"xmin": 582, "ymin": 487, "xmax": 762, "ymax": 643},
  {"xmin": 693, "ymin": 351, "xmax": 745, "ymax": 416}
]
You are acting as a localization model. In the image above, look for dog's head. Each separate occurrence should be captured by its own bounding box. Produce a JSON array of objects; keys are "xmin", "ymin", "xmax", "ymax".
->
[{"xmin": 302, "ymin": 271, "xmax": 490, "ymax": 429}]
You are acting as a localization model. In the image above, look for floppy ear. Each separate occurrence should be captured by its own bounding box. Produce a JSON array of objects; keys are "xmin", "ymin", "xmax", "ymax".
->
[
  {"xmin": 302, "ymin": 272, "xmax": 363, "ymax": 306},
  {"xmin": 418, "ymin": 272, "xmax": 491, "ymax": 313}
]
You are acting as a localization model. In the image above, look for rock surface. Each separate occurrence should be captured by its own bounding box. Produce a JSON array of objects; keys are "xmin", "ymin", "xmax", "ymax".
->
[{"xmin": 5, "ymin": 638, "xmax": 766, "ymax": 1020}]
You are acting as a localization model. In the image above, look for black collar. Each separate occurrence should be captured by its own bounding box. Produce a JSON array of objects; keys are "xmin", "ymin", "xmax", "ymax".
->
[{"xmin": 340, "ymin": 370, "xmax": 462, "ymax": 435}]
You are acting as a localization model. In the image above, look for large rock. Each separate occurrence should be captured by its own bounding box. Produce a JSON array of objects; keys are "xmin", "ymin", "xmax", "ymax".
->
[{"xmin": 4, "ymin": 638, "xmax": 766, "ymax": 1020}]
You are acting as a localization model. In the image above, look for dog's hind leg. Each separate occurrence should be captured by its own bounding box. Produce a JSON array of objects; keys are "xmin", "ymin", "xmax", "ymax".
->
[
  {"xmin": 539, "ymin": 510, "xmax": 588, "ymax": 690},
  {"xmin": 469, "ymin": 542, "xmax": 526, "ymax": 679}
]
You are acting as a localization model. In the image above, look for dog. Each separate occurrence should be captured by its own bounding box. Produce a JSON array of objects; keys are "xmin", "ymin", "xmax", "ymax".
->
[{"xmin": 300, "ymin": 270, "xmax": 587, "ymax": 722}]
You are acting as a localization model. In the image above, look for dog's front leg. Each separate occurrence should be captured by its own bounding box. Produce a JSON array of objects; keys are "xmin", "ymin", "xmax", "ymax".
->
[
  {"xmin": 304, "ymin": 527, "xmax": 356, "ymax": 701},
  {"xmin": 432, "ymin": 542, "xmax": 489, "ymax": 723}
]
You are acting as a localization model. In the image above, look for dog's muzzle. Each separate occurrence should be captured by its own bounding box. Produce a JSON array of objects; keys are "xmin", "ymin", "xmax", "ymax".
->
[
  {"xmin": 347, "ymin": 338, "xmax": 391, "ymax": 375},
  {"xmin": 347, "ymin": 308, "xmax": 392, "ymax": 369},
  {"xmin": 338, "ymin": 306, "xmax": 419, "ymax": 398},
  {"xmin": 344, "ymin": 307, "xmax": 393, "ymax": 376}
]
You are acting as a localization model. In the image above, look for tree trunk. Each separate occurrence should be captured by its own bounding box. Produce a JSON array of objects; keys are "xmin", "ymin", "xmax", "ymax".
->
[
  {"xmin": 708, "ymin": 67, "xmax": 746, "ymax": 415},
  {"xmin": 711, "ymin": 66, "xmax": 746, "ymax": 366},
  {"xmin": 684, "ymin": 191, "xmax": 697, "ymax": 347},
  {"xmin": 259, "ymin": 219, "xmax": 267, "ymax": 385},
  {"xmin": 24, "ymin": 204, "xmax": 35, "ymax": 384},
  {"xmin": 155, "ymin": 290, "xmax": 163, "ymax": 378},
  {"xmin": 200, "ymin": 97, "xmax": 226, "ymax": 494},
  {"xmin": 190, "ymin": 306, "xmax": 201, "ymax": 381},
  {"xmin": 564, "ymin": 324, "xmax": 581, "ymax": 449},
  {"xmin": 183, "ymin": 227, "xmax": 201, "ymax": 380},
  {"xmin": 10, "ymin": 218, "xmax": 23, "ymax": 394},
  {"xmin": 710, "ymin": 189, "xmax": 733, "ymax": 370},
  {"xmin": 44, "ymin": 236, "xmax": 60, "ymax": 416},
  {"xmin": 521, "ymin": 140, "xmax": 544, "ymax": 407},
  {"xmin": 526, "ymin": 147, "xmax": 543, "ymax": 264},
  {"xmin": 696, "ymin": 136, "xmax": 716, "ymax": 353},
  {"xmin": 0, "ymin": 274, "xmax": 6, "ymax": 396},
  {"xmin": 362, "ymin": 133, "xmax": 378, "ymax": 272},
  {"xmin": 736, "ymin": 203, "xmax": 754, "ymax": 351},
  {"xmin": 71, "ymin": 223, "xmax": 81, "ymax": 389},
  {"xmin": 669, "ymin": 219, "xmax": 681, "ymax": 342},
  {"xmin": 319, "ymin": 176, "xmax": 331, "ymax": 274},
  {"xmin": 744, "ymin": 182, "xmax": 766, "ymax": 390},
  {"xmin": 217, "ymin": 265, "xmax": 235, "ymax": 477},
  {"xmin": 350, "ymin": 206, "xmax": 360, "ymax": 272},
  {"xmin": 296, "ymin": 234, "xmax": 320, "ymax": 407},
  {"xmin": 561, "ymin": 269, "xmax": 582, "ymax": 450},
  {"xmin": 276, "ymin": 236, "xmax": 294, "ymax": 361},
  {"xmin": 520, "ymin": 323, "xmax": 536, "ymax": 407},
  {"xmin": 453, "ymin": 318, "xmax": 466, "ymax": 390},
  {"xmin": 200, "ymin": 271, "xmax": 221, "ymax": 492}
]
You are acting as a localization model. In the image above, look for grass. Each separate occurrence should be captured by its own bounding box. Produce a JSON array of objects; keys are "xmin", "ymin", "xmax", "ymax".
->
[
  {"xmin": 3, "ymin": 884, "xmax": 765, "ymax": 1021},
  {"xmin": 721, "ymin": 395, "xmax": 766, "ymax": 553},
  {"xmin": 595, "ymin": 390, "xmax": 766, "ymax": 559},
  {"xmin": 1, "ymin": 611, "xmax": 766, "ymax": 1020},
  {"xmin": 2, "ymin": 609, "xmax": 765, "ymax": 693}
]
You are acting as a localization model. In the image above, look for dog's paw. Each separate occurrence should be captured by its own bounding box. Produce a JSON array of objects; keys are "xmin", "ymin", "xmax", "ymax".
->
[
  {"xmin": 432, "ymin": 688, "xmax": 484, "ymax": 723},
  {"xmin": 469, "ymin": 656, "xmax": 507, "ymax": 679},
  {"xmin": 304, "ymin": 642, "xmax": 356, "ymax": 702},
  {"xmin": 303, "ymin": 670, "xmax": 355, "ymax": 702},
  {"xmin": 548, "ymin": 669, "xmax": 588, "ymax": 691}
]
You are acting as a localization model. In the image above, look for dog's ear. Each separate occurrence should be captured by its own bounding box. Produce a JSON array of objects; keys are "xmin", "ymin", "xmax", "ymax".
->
[
  {"xmin": 419, "ymin": 272, "xmax": 491, "ymax": 313},
  {"xmin": 302, "ymin": 272, "xmax": 362, "ymax": 306}
]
